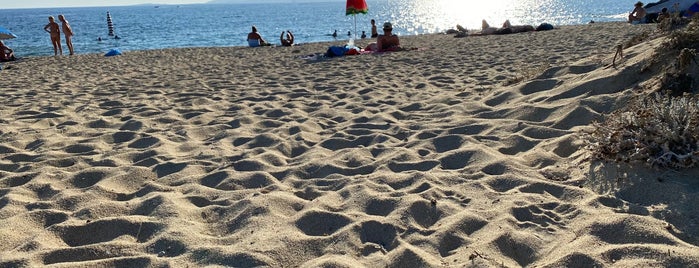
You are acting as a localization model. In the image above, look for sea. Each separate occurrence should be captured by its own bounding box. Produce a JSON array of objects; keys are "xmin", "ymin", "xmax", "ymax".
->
[{"xmin": 0, "ymin": 0, "xmax": 642, "ymax": 57}]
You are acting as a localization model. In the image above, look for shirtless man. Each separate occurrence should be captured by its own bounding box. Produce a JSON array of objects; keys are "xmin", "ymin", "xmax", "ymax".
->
[
  {"xmin": 370, "ymin": 19, "xmax": 378, "ymax": 38},
  {"xmin": 376, "ymin": 22, "xmax": 400, "ymax": 52},
  {"xmin": 44, "ymin": 16, "xmax": 62, "ymax": 55},
  {"xmin": 58, "ymin": 15, "xmax": 74, "ymax": 55},
  {"xmin": 628, "ymin": 1, "xmax": 647, "ymax": 24}
]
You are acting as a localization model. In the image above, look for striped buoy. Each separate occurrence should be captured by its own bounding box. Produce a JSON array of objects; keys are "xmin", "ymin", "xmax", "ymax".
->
[{"xmin": 107, "ymin": 12, "xmax": 114, "ymax": 36}]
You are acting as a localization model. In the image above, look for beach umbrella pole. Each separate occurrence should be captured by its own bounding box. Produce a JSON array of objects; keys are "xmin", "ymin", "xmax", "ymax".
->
[
  {"xmin": 352, "ymin": 15, "xmax": 357, "ymax": 44},
  {"xmin": 346, "ymin": 0, "xmax": 367, "ymax": 46}
]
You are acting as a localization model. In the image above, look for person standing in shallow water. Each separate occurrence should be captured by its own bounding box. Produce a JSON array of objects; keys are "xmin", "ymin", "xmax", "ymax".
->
[
  {"xmin": 58, "ymin": 15, "xmax": 74, "ymax": 55},
  {"xmin": 44, "ymin": 16, "xmax": 62, "ymax": 55},
  {"xmin": 370, "ymin": 19, "xmax": 378, "ymax": 38}
]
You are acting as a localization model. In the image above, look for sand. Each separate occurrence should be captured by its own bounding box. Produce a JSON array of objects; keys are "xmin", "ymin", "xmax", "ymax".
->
[{"xmin": 1, "ymin": 22, "xmax": 698, "ymax": 267}]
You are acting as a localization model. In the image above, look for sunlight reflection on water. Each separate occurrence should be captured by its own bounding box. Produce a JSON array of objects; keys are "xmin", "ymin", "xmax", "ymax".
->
[{"xmin": 381, "ymin": 0, "xmax": 632, "ymax": 35}]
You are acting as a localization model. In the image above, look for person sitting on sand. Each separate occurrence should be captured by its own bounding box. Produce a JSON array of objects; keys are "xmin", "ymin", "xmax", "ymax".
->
[
  {"xmin": 0, "ymin": 41, "xmax": 16, "ymax": 62},
  {"xmin": 376, "ymin": 22, "xmax": 400, "ymax": 52},
  {"xmin": 280, "ymin": 30, "xmax": 294, "ymax": 46},
  {"xmin": 247, "ymin": 25, "xmax": 267, "ymax": 47},
  {"xmin": 364, "ymin": 22, "xmax": 402, "ymax": 52},
  {"xmin": 628, "ymin": 1, "xmax": 647, "ymax": 24}
]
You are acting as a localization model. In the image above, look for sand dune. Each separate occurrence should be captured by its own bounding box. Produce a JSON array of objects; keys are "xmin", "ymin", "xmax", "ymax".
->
[{"xmin": 1, "ymin": 22, "xmax": 698, "ymax": 267}]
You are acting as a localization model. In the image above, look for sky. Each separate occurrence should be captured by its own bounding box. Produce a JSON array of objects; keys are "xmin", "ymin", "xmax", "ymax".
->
[
  {"xmin": 2, "ymin": 0, "xmax": 209, "ymax": 9},
  {"xmin": 2, "ymin": 0, "xmax": 345, "ymax": 9}
]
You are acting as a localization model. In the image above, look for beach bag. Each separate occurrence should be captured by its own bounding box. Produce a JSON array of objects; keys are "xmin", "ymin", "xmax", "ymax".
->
[
  {"xmin": 104, "ymin": 48, "xmax": 122, "ymax": 57},
  {"xmin": 536, "ymin": 23, "xmax": 554, "ymax": 31},
  {"xmin": 326, "ymin": 46, "xmax": 348, "ymax": 57}
]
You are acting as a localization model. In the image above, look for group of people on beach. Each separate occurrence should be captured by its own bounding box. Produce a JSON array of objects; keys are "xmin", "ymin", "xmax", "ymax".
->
[
  {"xmin": 628, "ymin": 1, "xmax": 674, "ymax": 24},
  {"xmin": 246, "ymin": 18, "xmax": 400, "ymax": 52},
  {"xmin": 43, "ymin": 15, "xmax": 74, "ymax": 56},
  {"xmin": 39, "ymin": 4, "xmax": 671, "ymax": 57},
  {"xmin": 2, "ymin": 14, "xmax": 73, "ymax": 61},
  {"xmin": 246, "ymin": 26, "xmax": 295, "ymax": 47}
]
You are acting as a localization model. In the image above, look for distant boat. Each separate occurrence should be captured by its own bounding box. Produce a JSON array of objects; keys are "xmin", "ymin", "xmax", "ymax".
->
[{"xmin": 155, "ymin": 6, "xmax": 160, "ymax": 8}]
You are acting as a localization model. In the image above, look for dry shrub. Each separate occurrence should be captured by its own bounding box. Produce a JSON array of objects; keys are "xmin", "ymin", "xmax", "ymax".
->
[
  {"xmin": 659, "ymin": 18, "xmax": 699, "ymax": 94},
  {"xmin": 665, "ymin": 16, "xmax": 699, "ymax": 50},
  {"xmin": 585, "ymin": 93, "xmax": 699, "ymax": 169},
  {"xmin": 657, "ymin": 12, "xmax": 690, "ymax": 32},
  {"xmin": 585, "ymin": 15, "xmax": 699, "ymax": 170}
]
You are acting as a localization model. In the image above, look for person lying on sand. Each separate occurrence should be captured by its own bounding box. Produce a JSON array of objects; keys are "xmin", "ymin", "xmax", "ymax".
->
[
  {"xmin": 501, "ymin": 19, "xmax": 535, "ymax": 34},
  {"xmin": 476, "ymin": 19, "xmax": 534, "ymax": 35},
  {"xmin": 480, "ymin": 19, "xmax": 498, "ymax": 35}
]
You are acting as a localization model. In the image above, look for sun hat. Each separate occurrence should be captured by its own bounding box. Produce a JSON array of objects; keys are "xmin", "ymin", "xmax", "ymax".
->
[{"xmin": 383, "ymin": 22, "xmax": 392, "ymax": 30}]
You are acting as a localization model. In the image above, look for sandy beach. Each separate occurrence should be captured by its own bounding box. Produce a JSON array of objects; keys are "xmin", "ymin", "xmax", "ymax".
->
[{"xmin": 1, "ymin": 21, "xmax": 698, "ymax": 267}]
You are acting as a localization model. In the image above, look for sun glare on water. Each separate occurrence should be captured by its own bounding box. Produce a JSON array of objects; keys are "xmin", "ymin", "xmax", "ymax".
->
[{"xmin": 386, "ymin": 0, "xmax": 558, "ymax": 34}]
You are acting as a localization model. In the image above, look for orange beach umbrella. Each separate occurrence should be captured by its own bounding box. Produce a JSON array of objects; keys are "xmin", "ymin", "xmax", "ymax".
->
[{"xmin": 346, "ymin": 0, "xmax": 368, "ymax": 42}]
